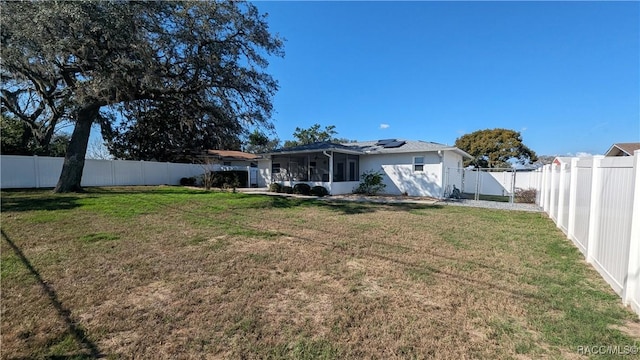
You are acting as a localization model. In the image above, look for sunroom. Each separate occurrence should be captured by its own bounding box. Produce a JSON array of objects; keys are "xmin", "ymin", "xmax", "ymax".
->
[{"xmin": 264, "ymin": 142, "xmax": 363, "ymax": 195}]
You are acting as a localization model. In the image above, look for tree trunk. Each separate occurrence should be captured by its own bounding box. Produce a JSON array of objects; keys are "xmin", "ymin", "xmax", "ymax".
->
[{"xmin": 53, "ymin": 105, "xmax": 100, "ymax": 193}]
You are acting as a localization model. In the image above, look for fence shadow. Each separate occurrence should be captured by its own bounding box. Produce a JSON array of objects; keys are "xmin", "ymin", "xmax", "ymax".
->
[{"xmin": 1, "ymin": 229, "xmax": 104, "ymax": 359}]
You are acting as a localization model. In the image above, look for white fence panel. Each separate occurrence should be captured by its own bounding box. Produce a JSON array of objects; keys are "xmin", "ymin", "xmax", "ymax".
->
[
  {"xmin": 593, "ymin": 157, "xmax": 635, "ymax": 293},
  {"xmin": 572, "ymin": 158, "xmax": 593, "ymax": 253},
  {"xmin": 0, "ymin": 155, "xmax": 226, "ymax": 189},
  {"xmin": 143, "ymin": 161, "xmax": 170, "ymax": 185},
  {"xmin": 82, "ymin": 159, "xmax": 114, "ymax": 187},
  {"xmin": 1, "ymin": 155, "xmax": 38, "ymax": 188},
  {"xmin": 536, "ymin": 152, "xmax": 640, "ymax": 317},
  {"xmin": 514, "ymin": 171, "xmax": 540, "ymax": 190},
  {"xmin": 113, "ymin": 160, "xmax": 144, "ymax": 186}
]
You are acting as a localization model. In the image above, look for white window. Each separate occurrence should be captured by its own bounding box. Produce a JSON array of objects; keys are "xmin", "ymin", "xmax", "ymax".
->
[{"xmin": 414, "ymin": 156, "xmax": 424, "ymax": 172}]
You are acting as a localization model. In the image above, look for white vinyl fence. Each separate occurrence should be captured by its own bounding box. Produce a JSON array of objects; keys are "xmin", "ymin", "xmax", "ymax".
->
[
  {"xmin": 445, "ymin": 168, "xmax": 541, "ymax": 199},
  {"xmin": 0, "ymin": 155, "xmax": 259, "ymax": 189},
  {"xmin": 537, "ymin": 151, "xmax": 640, "ymax": 316}
]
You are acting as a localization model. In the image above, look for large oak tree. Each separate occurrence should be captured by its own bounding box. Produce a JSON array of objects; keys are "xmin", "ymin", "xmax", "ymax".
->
[
  {"xmin": 1, "ymin": 1, "xmax": 283, "ymax": 192},
  {"xmin": 454, "ymin": 128, "xmax": 537, "ymax": 168}
]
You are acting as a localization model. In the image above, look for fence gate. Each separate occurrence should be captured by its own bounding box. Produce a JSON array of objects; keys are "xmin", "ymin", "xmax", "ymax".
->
[{"xmin": 445, "ymin": 167, "xmax": 516, "ymax": 203}]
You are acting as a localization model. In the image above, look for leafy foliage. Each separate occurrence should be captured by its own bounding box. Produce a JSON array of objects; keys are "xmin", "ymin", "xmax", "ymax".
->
[
  {"xmin": 292, "ymin": 183, "xmax": 311, "ymax": 195},
  {"xmin": 1, "ymin": 115, "xmax": 69, "ymax": 157},
  {"xmin": 283, "ymin": 124, "xmax": 339, "ymax": 148},
  {"xmin": 454, "ymin": 128, "xmax": 537, "ymax": 168},
  {"xmin": 104, "ymin": 100, "xmax": 243, "ymax": 162},
  {"xmin": 1, "ymin": 1, "xmax": 284, "ymax": 191},
  {"xmin": 245, "ymin": 129, "xmax": 280, "ymax": 154},
  {"xmin": 269, "ymin": 183, "xmax": 282, "ymax": 193},
  {"xmin": 310, "ymin": 185, "xmax": 329, "ymax": 197},
  {"xmin": 353, "ymin": 170, "xmax": 386, "ymax": 195}
]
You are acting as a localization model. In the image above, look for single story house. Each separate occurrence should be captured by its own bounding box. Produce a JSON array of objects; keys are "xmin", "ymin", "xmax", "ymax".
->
[
  {"xmin": 256, "ymin": 139, "xmax": 472, "ymax": 198},
  {"xmin": 203, "ymin": 149, "xmax": 260, "ymax": 166},
  {"xmin": 604, "ymin": 143, "xmax": 640, "ymax": 157},
  {"xmin": 201, "ymin": 150, "xmax": 260, "ymax": 187}
]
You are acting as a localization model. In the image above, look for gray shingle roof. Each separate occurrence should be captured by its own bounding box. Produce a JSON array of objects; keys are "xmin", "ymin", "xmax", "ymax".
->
[
  {"xmin": 267, "ymin": 139, "xmax": 472, "ymax": 159},
  {"xmin": 267, "ymin": 141, "xmax": 362, "ymax": 155}
]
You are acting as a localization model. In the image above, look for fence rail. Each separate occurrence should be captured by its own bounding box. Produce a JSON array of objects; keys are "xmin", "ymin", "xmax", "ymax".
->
[
  {"xmin": 0, "ymin": 155, "xmax": 257, "ymax": 189},
  {"xmin": 537, "ymin": 151, "xmax": 640, "ymax": 316}
]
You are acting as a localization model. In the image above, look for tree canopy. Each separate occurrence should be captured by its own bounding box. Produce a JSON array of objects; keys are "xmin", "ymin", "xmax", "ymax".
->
[
  {"xmin": 1, "ymin": 1, "xmax": 283, "ymax": 191},
  {"xmin": 244, "ymin": 129, "xmax": 280, "ymax": 154},
  {"xmin": 283, "ymin": 124, "xmax": 343, "ymax": 148},
  {"xmin": 1, "ymin": 114, "xmax": 69, "ymax": 157},
  {"xmin": 454, "ymin": 128, "xmax": 537, "ymax": 168}
]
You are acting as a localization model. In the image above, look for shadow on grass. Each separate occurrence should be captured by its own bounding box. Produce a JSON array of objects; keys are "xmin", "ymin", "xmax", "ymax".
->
[
  {"xmin": 1, "ymin": 194, "xmax": 82, "ymax": 212},
  {"xmin": 1, "ymin": 229, "xmax": 105, "ymax": 359},
  {"xmin": 262, "ymin": 195, "xmax": 444, "ymax": 215}
]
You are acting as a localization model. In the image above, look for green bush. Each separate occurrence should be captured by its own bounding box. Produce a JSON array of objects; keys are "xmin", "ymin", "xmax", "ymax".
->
[
  {"xmin": 269, "ymin": 183, "xmax": 282, "ymax": 193},
  {"xmin": 202, "ymin": 171, "xmax": 247, "ymax": 190},
  {"xmin": 310, "ymin": 186, "xmax": 329, "ymax": 197},
  {"xmin": 180, "ymin": 177, "xmax": 197, "ymax": 186},
  {"xmin": 353, "ymin": 170, "xmax": 386, "ymax": 195},
  {"xmin": 293, "ymin": 183, "xmax": 311, "ymax": 195},
  {"xmin": 282, "ymin": 186, "xmax": 293, "ymax": 194}
]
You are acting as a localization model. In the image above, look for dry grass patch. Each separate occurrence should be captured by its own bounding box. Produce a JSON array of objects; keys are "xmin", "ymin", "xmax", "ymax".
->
[{"xmin": 1, "ymin": 187, "xmax": 638, "ymax": 359}]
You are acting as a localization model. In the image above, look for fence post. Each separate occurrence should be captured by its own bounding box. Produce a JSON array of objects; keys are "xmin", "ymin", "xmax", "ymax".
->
[
  {"xmin": 623, "ymin": 150, "xmax": 640, "ymax": 312},
  {"xmin": 111, "ymin": 159, "xmax": 116, "ymax": 186},
  {"xmin": 539, "ymin": 166, "xmax": 547, "ymax": 208},
  {"xmin": 544, "ymin": 165, "xmax": 552, "ymax": 212},
  {"xmin": 549, "ymin": 163, "xmax": 558, "ymax": 220},
  {"xmin": 567, "ymin": 158, "xmax": 579, "ymax": 240},
  {"xmin": 557, "ymin": 161, "xmax": 567, "ymax": 230},
  {"xmin": 586, "ymin": 155, "xmax": 604, "ymax": 264}
]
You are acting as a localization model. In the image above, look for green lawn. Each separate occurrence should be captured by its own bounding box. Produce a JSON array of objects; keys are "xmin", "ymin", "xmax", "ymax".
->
[{"xmin": 1, "ymin": 186, "xmax": 638, "ymax": 359}]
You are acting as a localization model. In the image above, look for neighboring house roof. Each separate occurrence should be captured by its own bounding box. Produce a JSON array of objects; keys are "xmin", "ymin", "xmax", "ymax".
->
[
  {"xmin": 266, "ymin": 139, "xmax": 473, "ymax": 159},
  {"xmin": 206, "ymin": 150, "xmax": 259, "ymax": 161},
  {"xmin": 604, "ymin": 143, "xmax": 640, "ymax": 157}
]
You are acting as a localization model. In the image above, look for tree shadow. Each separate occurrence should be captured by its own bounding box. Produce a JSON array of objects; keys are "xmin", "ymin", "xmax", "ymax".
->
[
  {"xmin": 2, "ymin": 229, "xmax": 105, "ymax": 359},
  {"xmin": 1, "ymin": 194, "xmax": 82, "ymax": 212}
]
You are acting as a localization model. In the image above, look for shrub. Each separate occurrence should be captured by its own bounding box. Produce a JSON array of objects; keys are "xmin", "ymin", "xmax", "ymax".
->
[
  {"xmin": 282, "ymin": 186, "xmax": 293, "ymax": 194},
  {"xmin": 515, "ymin": 188, "xmax": 537, "ymax": 203},
  {"xmin": 293, "ymin": 183, "xmax": 311, "ymax": 195},
  {"xmin": 310, "ymin": 185, "xmax": 329, "ymax": 197},
  {"xmin": 180, "ymin": 177, "xmax": 196, "ymax": 186},
  {"xmin": 353, "ymin": 170, "xmax": 386, "ymax": 195},
  {"xmin": 202, "ymin": 171, "xmax": 248, "ymax": 190},
  {"xmin": 269, "ymin": 183, "xmax": 282, "ymax": 193}
]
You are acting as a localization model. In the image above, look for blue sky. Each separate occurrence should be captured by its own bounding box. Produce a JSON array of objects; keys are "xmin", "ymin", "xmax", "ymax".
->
[{"xmin": 253, "ymin": 1, "xmax": 640, "ymax": 156}]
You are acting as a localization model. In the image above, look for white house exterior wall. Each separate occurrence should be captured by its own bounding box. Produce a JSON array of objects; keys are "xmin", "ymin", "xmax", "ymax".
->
[
  {"xmin": 442, "ymin": 151, "xmax": 464, "ymax": 195},
  {"xmin": 257, "ymin": 159, "xmax": 270, "ymax": 187},
  {"xmin": 359, "ymin": 152, "xmax": 445, "ymax": 197}
]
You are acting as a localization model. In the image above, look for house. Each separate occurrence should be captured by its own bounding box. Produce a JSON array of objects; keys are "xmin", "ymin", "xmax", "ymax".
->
[
  {"xmin": 204, "ymin": 149, "xmax": 260, "ymax": 166},
  {"xmin": 202, "ymin": 150, "xmax": 261, "ymax": 187},
  {"xmin": 257, "ymin": 139, "xmax": 472, "ymax": 198},
  {"xmin": 604, "ymin": 143, "xmax": 640, "ymax": 157}
]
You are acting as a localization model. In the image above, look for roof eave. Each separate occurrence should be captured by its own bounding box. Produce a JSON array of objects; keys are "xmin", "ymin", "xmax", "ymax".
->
[{"xmin": 264, "ymin": 148, "xmax": 363, "ymax": 156}]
